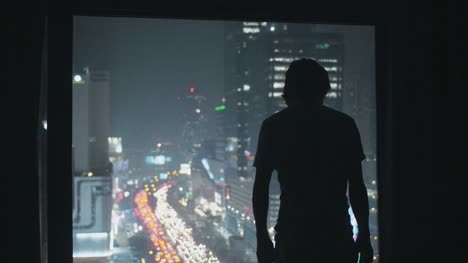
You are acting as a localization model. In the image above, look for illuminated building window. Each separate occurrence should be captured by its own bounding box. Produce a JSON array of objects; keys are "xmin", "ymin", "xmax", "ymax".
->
[
  {"xmin": 243, "ymin": 27, "xmax": 260, "ymax": 34},
  {"xmin": 274, "ymin": 66, "xmax": 287, "ymax": 71},
  {"xmin": 274, "ymin": 74, "xmax": 285, "ymax": 80},
  {"xmin": 324, "ymin": 66, "xmax": 338, "ymax": 72},
  {"xmin": 273, "ymin": 82, "xmax": 284, "ymax": 89},
  {"xmin": 243, "ymin": 84, "xmax": 251, "ymax": 91},
  {"xmin": 326, "ymin": 92, "xmax": 338, "ymax": 98},
  {"xmin": 319, "ymin": 58, "xmax": 338, "ymax": 63},
  {"xmin": 273, "ymin": 92, "xmax": 283, "ymax": 97},
  {"xmin": 243, "ymin": 22, "xmax": 259, "ymax": 26},
  {"xmin": 330, "ymin": 83, "xmax": 338, "ymax": 89},
  {"xmin": 274, "ymin": 49, "xmax": 280, "ymax": 53},
  {"xmin": 273, "ymin": 57, "xmax": 293, "ymax": 62},
  {"xmin": 261, "ymin": 22, "xmax": 267, "ymax": 26},
  {"xmin": 268, "ymin": 92, "xmax": 273, "ymax": 97}
]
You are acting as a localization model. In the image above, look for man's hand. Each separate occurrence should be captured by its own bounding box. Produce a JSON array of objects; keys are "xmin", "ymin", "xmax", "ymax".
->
[
  {"xmin": 256, "ymin": 232, "xmax": 274, "ymax": 263},
  {"xmin": 355, "ymin": 234, "xmax": 374, "ymax": 263}
]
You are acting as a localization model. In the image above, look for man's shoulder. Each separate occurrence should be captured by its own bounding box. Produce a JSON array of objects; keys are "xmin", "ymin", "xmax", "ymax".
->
[
  {"xmin": 264, "ymin": 105, "xmax": 355, "ymax": 124},
  {"xmin": 266, "ymin": 108, "xmax": 287, "ymax": 121},
  {"xmin": 320, "ymin": 105, "xmax": 353, "ymax": 121}
]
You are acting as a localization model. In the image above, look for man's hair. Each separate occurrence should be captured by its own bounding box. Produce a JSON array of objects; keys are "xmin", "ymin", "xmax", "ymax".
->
[{"xmin": 283, "ymin": 58, "xmax": 331, "ymax": 104}]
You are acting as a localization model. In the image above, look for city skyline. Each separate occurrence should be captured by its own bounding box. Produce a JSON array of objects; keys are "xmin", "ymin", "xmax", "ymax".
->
[
  {"xmin": 72, "ymin": 16, "xmax": 377, "ymax": 263},
  {"xmin": 73, "ymin": 17, "xmax": 375, "ymax": 153}
]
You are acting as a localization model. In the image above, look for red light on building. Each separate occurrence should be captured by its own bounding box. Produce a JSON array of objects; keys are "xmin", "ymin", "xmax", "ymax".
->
[
  {"xmin": 189, "ymin": 87, "xmax": 195, "ymax": 93},
  {"xmin": 176, "ymin": 96, "xmax": 181, "ymax": 100}
]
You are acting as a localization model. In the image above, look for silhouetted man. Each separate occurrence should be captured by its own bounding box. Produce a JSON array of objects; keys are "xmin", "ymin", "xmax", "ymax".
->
[{"xmin": 252, "ymin": 59, "xmax": 374, "ymax": 263}]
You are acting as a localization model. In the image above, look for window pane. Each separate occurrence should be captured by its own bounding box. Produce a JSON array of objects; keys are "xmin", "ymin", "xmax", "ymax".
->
[{"xmin": 73, "ymin": 16, "xmax": 377, "ymax": 263}]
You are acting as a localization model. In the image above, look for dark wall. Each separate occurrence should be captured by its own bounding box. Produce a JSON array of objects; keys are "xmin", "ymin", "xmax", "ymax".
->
[
  {"xmin": 8, "ymin": 11, "xmax": 45, "ymax": 263},
  {"xmin": 10, "ymin": 1, "xmax": 464, "ymax": 263}
]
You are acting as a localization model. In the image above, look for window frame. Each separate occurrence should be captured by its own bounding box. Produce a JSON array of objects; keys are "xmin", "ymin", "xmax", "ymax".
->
[{"xmin": 47, "ymin": 9, "xmax": 392, "ymax": 263}]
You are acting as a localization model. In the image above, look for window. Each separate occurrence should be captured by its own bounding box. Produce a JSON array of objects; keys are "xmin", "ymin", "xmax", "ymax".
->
[{"xmin": 72, "ymin": 16, "xmax": 378, "ymax": 262}]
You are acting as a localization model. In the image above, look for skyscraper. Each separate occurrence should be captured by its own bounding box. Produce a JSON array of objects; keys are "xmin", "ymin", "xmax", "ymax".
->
[
  {"xmin": 72, "ymin": 67, "xmax": 113, "ymax": 261},
  {"xmin": 72, "ymin": 67, "xmax": 112, "ymax": 176},
  {"xmin": 222, "ymin": 21, "xmax": 346, "ymax": 244},
  {"xmin": 224, "ymin": 21, "xmax": 345, "ymax": 178},
  {"xmin": 179, "ymin": 87, "xmax": 209, "ymax": 158}
]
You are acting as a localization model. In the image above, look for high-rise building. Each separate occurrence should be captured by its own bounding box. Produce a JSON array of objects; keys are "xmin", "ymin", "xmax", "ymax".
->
[
  {"xmin": 224, "ymin": 22, "xmax": 345, "ymax": 178},
  {"xmin": 222, "ymin": 22, "xmax": 345, "ymax": 247},
  {"xmin": 214, "ymin": 102, "xmax": 227, "ymax": 162},
  {"xmin": 178, "ymin": 87, "xmax": 209, "ymax": 157},
  {"xmin": 72, "ymin": 67, "xmax": 112, "ymax": 176},
  {"xmin": 72, "ymin": 67, "xmax": 113, "ymax": 261}
]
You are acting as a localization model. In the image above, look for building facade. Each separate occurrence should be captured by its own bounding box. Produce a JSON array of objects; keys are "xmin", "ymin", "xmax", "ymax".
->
[
  {"xmin": 72, "ymin": 67, "xmax": 113, "ymax": 261},
  {"xmin": 222, "ymin": 21, "xmax": 346, "ymax": 244}
]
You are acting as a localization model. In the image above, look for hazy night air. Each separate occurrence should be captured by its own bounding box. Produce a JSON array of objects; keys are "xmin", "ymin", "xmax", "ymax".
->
[
  {"xmin": 74, "ymin": 17, "xmax": 225, "ymax": 147},
  {"xmin": 72, "ymin": 16, "xmax": 378, "ymax": 263}
]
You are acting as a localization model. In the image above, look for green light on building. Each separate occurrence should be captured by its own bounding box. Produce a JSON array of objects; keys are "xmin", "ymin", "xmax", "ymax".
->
[
  {"xmin": 315, "ymin": 43, "xmax": 330, "ymax": 49},
  {"xmin": 215, "ymin": 105, "xmax": 226, "ymax": 111}
]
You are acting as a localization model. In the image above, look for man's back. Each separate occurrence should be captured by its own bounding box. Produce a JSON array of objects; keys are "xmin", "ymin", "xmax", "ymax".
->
[
  {"xmin": 252, "ymin": 59, "xmax": 373, "ymax": 263},
  {"xmin": 254, "ymin": 103, "xmax": 365, "ymax": 242}
]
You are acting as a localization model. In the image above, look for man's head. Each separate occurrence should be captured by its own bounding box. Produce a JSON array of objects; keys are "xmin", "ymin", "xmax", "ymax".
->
[{"xmin": 283, "ymin": 58, "xmax": 331, "ymax": 106}]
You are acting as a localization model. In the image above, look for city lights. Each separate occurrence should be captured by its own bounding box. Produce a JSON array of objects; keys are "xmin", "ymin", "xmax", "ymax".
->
[
  {"xmin": 73, "ymin": 19, "xmax": 378, "ymax": 263},
  {"xmin": 153, "ymin": 185, "xmax": 220, "ymax": 262},
  {"xmin": 73, "ymin": 74, "xmax": 82, "ymax": 82}
]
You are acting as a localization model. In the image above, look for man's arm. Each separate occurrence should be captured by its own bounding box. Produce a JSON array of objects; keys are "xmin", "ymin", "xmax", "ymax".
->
[
  {"xmin": 348, "ymin": 161, "xmax": 370, "ymax": 237},
  {"xmin": 252, "ymin": 167, "xmax": 273, "ymax": 237},
  {"xmin": 252, "ymin": 166, "xmax": 275, "ymax": 263},
  {"xmin": 348, "ymin": 161, "xmax": 374, "ymax": 262}
]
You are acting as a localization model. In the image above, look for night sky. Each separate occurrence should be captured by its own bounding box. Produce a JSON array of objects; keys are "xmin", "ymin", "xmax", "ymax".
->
[
  {"xmin": 73, "ymin": 16, "xmax": 375, "ymax": 154},
  {"xmin": 73, "ymin": 16, "xmax": 226, "ymax": 147}
]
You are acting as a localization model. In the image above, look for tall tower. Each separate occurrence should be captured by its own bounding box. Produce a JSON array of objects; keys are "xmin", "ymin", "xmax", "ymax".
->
[
  {"xmin": 178, "ymin": 87, "xmax": 209, "ymax": 158},
  {"xmin": 72, "ymin": 67, "xmax": 112, "ymax": 176},
  {"xmin": 223, "ymin": 21, "xmax": 346, "ymax": 252},
  {"xmin": 224, "ymin": 21, "xmax": 345, "ymax": 177},
  {"xmin": 72, "ymin": 66, "xmax": 113, "ymax": 261}
]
